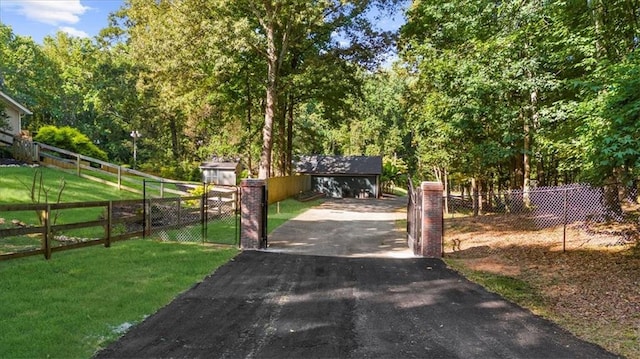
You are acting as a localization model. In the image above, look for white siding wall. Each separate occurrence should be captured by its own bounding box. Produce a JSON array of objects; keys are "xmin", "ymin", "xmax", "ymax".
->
[{"xmin": 0, "ymin": 107, "xmax": 20, "ymax": 144}]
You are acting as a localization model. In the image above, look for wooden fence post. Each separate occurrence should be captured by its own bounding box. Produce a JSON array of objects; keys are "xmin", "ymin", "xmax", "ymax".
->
[
  {"xmin": 117, "ymin": 166, "xmax": 122, "ymax": 190},
  {"xmin": 105, "ymin": 201, "xmax": 112, "ymax": 248},
  {"xmin": 44, "ymin": 204, "xmax": 52, "ymax": 260}
]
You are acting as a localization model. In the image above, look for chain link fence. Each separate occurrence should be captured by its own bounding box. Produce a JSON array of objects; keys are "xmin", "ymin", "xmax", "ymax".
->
[
  {"xmin": 144, "ymin": 181, "xmax": 238, "ymax": 245},
  {"xmin": 444, "ymin": 184, "xmax": 638, "ymax": 256}
]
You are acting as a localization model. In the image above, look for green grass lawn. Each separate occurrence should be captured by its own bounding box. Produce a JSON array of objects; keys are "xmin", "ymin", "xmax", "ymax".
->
[
  {"xmin": 0, "ymin": 167, "xmax": 326, "ymax": 357},
  {"xmin": 0, "ymin": 166, "xmax": 141, "ymax": 204},
  {"xmin": 0, "ymin": 196, "xmax": 326, "ymax": 358},
  {"xmin": 0, "ymin": 239, "xmax": 238, "ymax": 358},
  {"xmin": 1, "ymin": 167, "xmax": 143, "ymax": 254}
]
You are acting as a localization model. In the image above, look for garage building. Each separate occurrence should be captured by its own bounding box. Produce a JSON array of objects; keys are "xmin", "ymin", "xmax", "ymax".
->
[{"xmin": 295, "ymin": 155, "xmax": 382, "ymax": 198}]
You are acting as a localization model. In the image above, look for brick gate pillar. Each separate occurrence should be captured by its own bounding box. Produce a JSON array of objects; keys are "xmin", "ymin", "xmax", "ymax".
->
[
  {"xmin": 240, "ymin": 179, "xmax": 267, "ymax": 249},
  {"xmin": 420, "ymin": 181, "xmax": 443, "ymax": 258}
]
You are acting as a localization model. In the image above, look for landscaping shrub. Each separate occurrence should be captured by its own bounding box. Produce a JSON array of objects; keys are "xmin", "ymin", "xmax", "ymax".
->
[
  {"xmin": 0, "ymin": 146, "xmax": 11, "ymax": 159},
  {"xmin": 34, "ymin": 125, "xmax": 108, "ymax": 161},
  {"xmin": 141, "ymin": 160, "xmax": 202, "ymax": 181}
]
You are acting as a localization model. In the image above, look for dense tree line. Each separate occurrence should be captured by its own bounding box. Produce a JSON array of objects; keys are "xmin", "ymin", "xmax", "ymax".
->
[
  {"xmin": 1, "ymin": 0, "xmax": 640, "ymax": 200},
  {"xmin": 0, "ymin": 0, "xmax": 401, "ymax": 179},
  {"xmin": 400, "ymin": 0, "xmax": 640, "ymax": 203}
]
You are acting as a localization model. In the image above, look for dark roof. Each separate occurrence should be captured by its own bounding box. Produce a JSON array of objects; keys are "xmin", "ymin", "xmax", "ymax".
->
[
  {"xmin": 199, "ymin": 161, "xmax": 241, "ymax": 170},
  {"xmin": 295, "ymin": 155, "xmax": 382, "ymax": 175}
]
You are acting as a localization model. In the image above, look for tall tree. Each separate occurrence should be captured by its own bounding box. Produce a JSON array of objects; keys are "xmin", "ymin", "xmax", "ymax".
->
[{"xmin": 118, "ymin": 0, "xmax": 399, "ymax": 178}]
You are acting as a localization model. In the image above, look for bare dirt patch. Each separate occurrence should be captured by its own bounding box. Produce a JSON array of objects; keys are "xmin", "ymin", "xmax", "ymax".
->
[{"xmin": 444, "ymin": 214, "xmax": 640, "ymax": 359}]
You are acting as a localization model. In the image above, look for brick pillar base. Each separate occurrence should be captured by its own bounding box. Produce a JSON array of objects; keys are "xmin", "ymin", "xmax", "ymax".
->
[
  {"xmin": 240, "ymin": 179, "xmax": 267, "ymax": 249},
  {"xmin": 421, "ymin": 181, "xmax": 443, "ymax": 258}
]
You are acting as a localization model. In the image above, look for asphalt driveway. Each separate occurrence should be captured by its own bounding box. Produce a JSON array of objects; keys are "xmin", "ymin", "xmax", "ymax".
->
[{"xmin": 96, "ymin": 197, "xmax": 619, "ymax": 358}]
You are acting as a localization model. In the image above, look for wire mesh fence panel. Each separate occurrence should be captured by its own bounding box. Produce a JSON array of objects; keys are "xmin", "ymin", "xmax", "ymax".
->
[
  {"xmin": 204, "ymin": 185, "xmax": 239, "ymax": 245},
  {"xmin": 444, "ymin": 184, "xmax": 636, "ymax": 256},
  {"xmin": 111, "ymin": 200, "xmax": 144, "ymax": 238},
  {"xmin": 147, "ymin": 196, "xmax": 203, "ymax": 243},
  {"xmin": 143, "ymin": 181, "xmax": 238, "ymax": 245}
]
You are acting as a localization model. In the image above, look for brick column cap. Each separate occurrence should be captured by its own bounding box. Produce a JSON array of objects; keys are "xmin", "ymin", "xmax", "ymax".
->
[
  {"xmin": 241, "ymin": 179, "xmax": 266, "ymax": 187},
  {"xmin": 421, "ymin": 181, "xmax": 443, "ymax": 192}
]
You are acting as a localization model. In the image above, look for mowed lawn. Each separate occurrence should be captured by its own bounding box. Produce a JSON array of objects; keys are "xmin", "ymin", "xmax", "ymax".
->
[
  {"xmin": 0, "ymin": 240, "xmax": 238, "ymax": 358},
  {"xmin": 0, "ymin": 166, "xmax": 233, "ymax": 358},
  {"xmin": 0, "ymin": 166, "xmax": 141, "ymax": 204},
  {"xmin": 0, "ymin": 166, "xmax": 325, "ymax": 357}
]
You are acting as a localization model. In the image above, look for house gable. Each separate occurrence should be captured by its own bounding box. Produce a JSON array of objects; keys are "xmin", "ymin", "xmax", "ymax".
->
[{"xmin": 0, "ymin": 91, "xmax": 32, "ymax": 143}]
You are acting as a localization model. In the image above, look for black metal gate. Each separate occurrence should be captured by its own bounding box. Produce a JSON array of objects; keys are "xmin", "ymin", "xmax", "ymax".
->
[
  {"xmin": 407, "ymin": 178, "xmax": 422, "ymax": 255},
  {"xmin": 143, "ymin": 180, "xmax": 239, "ymax": 245},
  {"xmin": 261, "ymin": 184, "xmax": 268, "ymax": 248}
]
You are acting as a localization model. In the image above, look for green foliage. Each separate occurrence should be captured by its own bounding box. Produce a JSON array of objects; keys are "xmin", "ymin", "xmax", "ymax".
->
[
  {"xmin": 188, "ymin": 185, "xmax": 206, "ymax": 197},
  {"xmin": 0, "ymin": 146, "xmax": 11, "ymax": 159},
  {"xmin": 140, "ymin": 160, "xmax": 202, "ymax": 181},
  {"xmin": 398, "ymin": 0, "xmax": 640, "ymax": 191},
  {"xmin": 6, "ymin": 0, "xmax": 640, "ymax": 197},
  {"xmin": 381, "ymin": 157, "xmax": 408, "ymax": 193},
  {"xmin": 34, "ymin": 125, "xmax": 108, "ymax": 161},
  {"xmin": 579, "ymin": 52, "xmax": 640, "ymax": 183}
]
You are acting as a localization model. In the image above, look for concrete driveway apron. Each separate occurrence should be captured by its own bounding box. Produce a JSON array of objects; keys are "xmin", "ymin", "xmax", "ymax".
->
[{"xmin": 267, "ymin": 196, "xmax": 413, "ymax": 258}]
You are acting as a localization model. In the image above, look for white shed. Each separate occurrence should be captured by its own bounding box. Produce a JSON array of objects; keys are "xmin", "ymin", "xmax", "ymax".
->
[
  {"xmin": 0, "ymin": 90, "xmax": 32, "ymax": 145},
  {"xmin": 200, "ymin": 160, "xmax": 242, "ymax": 186}
]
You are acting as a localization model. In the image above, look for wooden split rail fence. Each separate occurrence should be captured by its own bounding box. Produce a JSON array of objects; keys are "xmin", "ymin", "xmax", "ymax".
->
[
  {"xmin": 1, "ymin": 129, "xmax": 191, "ymax": 198},
  {"xmin": 0, "ymin": 196, "xmax": 206, "ymax": 261}
]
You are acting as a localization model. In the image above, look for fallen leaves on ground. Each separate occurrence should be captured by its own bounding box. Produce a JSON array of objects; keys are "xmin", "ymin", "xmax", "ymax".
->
[{"xmin": 445, "ymin": 214, "xmax": 640, "ymax": 359}]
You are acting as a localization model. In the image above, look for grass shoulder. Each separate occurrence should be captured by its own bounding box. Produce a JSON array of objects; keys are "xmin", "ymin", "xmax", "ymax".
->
[
  {"xmin": 0, "ymin": 239, "xmax": 238, "ymax": 358},
  {"xmin": 444, "ymin": 258, "xmax": 549, "ymax": 315}
]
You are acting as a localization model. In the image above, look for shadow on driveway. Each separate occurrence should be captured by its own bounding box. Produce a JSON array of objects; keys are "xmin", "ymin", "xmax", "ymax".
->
[
  {"xmin": 268, "ymin": 196, "xmax": 414, "ymax": 258},
  {"xmin": 96, "ymin": 197, "xmax": 620, "ymax": 358}
]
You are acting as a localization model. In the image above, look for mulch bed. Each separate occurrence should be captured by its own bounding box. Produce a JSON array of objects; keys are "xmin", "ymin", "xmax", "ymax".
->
[{"xmin": 0, "ymin": 158, "xmax": 26, "ymax": 166}]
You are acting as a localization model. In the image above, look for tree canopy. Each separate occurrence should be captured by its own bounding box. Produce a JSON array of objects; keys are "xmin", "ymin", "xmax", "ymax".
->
[{"xmin": 1, "ymin": 0, "xmax": 640, "ymax": 194}]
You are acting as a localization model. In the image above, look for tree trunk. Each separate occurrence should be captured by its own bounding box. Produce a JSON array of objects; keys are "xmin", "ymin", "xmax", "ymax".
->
[
  {"xmin": 523, "ymin": 88, "xmax": 537, "ymax": 208},
  {"xmin": 537, "ymin": 154, "xmax": 545, "ymax": 187},
  {"xmin": 472, "ymin": 177, "xmax": 479, "ymax": 217},
  {"xmin": 258, "ymin": 25, "xmax": 277, "ymax": 179},
  {"xmin": 169, "ymin": 118, "xmax": 180, "ymax": 160},
  {"xmin": 245, "ymin": 69, "xmax": 253, "ymax": 176},
  {"xmin": 277, "ymin": 99, "xmax": 287, "ymax": 176},
  {"xmin": 443, "ymin": 168, "xmax": 449, "ymax": 215},
  {"xmin": 286, "ymin": 91, "xmax": 294, "ymax": 176},
  {"xmin": 604, "ymin": 179, "xmax": 623, "ymax": 219}
]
